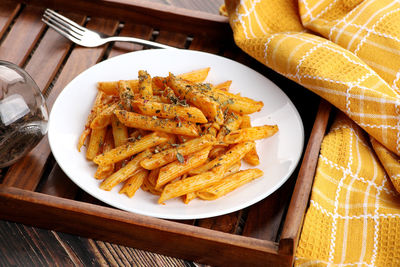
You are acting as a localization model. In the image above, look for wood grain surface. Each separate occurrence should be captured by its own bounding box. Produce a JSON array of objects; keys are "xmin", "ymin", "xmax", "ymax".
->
[
  {"xmin": 0, "ymin": 1, "xmax": 223, "ymax": 266},
  {"xmin": 0, "ymin": 0, "xmax": 326, "ymax": 266}
]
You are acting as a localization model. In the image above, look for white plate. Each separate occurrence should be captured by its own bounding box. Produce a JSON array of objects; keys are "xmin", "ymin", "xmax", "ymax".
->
[{"xmin": 48, "ymin": 49, "xmax": 304, "ymax": 220}]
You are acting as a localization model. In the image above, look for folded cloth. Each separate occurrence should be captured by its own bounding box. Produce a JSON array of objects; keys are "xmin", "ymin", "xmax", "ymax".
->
[{"xmin": 223, "ymin": 0, "xmax": 400, "ymax": 266}]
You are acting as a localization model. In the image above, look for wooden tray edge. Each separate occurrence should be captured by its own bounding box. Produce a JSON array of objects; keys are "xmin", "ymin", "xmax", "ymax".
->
[
  {"xmin": 0, "ymin": 184, "xmax": 294, "ymax": 266},
  {"xmin": 279, "ymin": 99, "xmax": 331, "ymax": 255}
]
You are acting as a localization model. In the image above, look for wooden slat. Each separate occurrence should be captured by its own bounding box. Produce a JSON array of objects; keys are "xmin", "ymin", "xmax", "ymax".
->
[
  {"xmin": 38, "ymin": 164, "xmax": 78, "ymax": 199},
  {"xmin": 243, "ymin": 177, "xmax": 295, "ymax": 240},
  {"xmin": 0, "ymin": 5, "xmax": 45, "ymax": 66},
  {"xmin": 0, "ymin": 1, "xmax": 20, "ymax": 38},
  {"xmin": 25, "ymin": 12, "xmax": 86, "ymax": 92},
  {"xmin": 2, "ymin": 13, "xmax": 86, "ymax": 190},
  {"xmin": 22, "ymin": 0, "xmax": 230, "ymax": 39},
  {"xmin": 36, "ymin": 17, "xmax": 120, "ymax": 196},
  {"xmin": 0, "ymin": 220, "xmax": 190, "ymax": 266},
  {"xmin": 197, "ymin": 211, "xmax": 242, "ymax": 234},
  {"xmin": 0, "ymin": 185, "xmax": 290, "ymax": 267},
  {"xmin": 0, "ymin": 221, "xmax": 76, "ymax": 266},
  {"xmin": 279, "ymin": 100, "xmax": 331, "ymax": 255},
  {"xmin": 189, "ymin": 36, "xmax": 221, "ymax": 54},
  {"xmin": 3, "ymin": 16, "xmax": 119, "ymax": 191},
  {"xmin": 107, "ymin": 23, "xmax": 154, "ymax": 58},
  {"xmin": 46, "ymin": 17, "xmax": 120, "ymax": 109},
  {"xmin": 155, "ymin": 30, "xmax": 188, "ymax": 48}
]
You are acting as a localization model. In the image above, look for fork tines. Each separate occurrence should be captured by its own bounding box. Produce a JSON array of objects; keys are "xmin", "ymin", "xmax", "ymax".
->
[{"xmin": 41, "ymin": 9, "xmax": 84, "ymax": 42}]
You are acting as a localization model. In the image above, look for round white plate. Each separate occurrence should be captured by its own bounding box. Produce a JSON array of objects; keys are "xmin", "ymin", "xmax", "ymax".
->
[{"xmin": 48, "ymin": 49, "xmax": 304, "ymax": 220}]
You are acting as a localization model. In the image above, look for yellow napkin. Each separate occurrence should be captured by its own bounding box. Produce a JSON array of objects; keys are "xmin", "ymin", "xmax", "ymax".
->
[{"xmin": 223, "ymin": 0, "xmax": 400, "ymax": 265}]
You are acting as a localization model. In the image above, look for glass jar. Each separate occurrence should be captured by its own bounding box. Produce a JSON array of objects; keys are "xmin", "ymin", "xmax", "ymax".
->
[{"xmin": 0, "ymin": 61, "xmax": 48, "ymax": 168}]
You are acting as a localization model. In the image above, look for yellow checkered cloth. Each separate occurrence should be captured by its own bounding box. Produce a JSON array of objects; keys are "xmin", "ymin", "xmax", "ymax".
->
[{"xmin": 223, "ymin": 0, "xmax": 400, "ymax": 266}]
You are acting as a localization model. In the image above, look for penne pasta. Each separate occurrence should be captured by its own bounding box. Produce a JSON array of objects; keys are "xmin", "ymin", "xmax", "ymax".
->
[
  {"xmin": 158, "ymin": 170, "xmax": 223, "ymax": 203},
  {"xmin": 114, "ymin": 110, "xmax": 200, "ymax": 137},
  {"xmin": 111, "ymin": 114, "xmax": 129, "ymax": 147},
  {"xmin": 78, "ymin": 91, "xmax": 108, "ymax": 151},
  {"xmin": 183, "ymin": 161, "xmax": 241, "ymax": 204},
  {"xmin": 197, "ymin": 169, "xmax": 263, "ymax": 200},
  {"xmin": 90, "ymin": 102, "xmax": 118, "ymax": 129},
  {"xmin": 156, "ymin": 147, "xmax": 211, "ymax": 189},
  {"xmin": 94, "ymin": 128, "xmax": 115, "ymax": 179},
  {"xmin": 86, "ymin": 127, "xmax": 107, "ymax": 160},
  {"xmin": 100, "ymin": 149, "xmax": 152, "ymax": 191},
  {"xmin": 202, "ymin": 88, "xmax": 264, "ymax": 115},
  {"xmin": 178, "ymin": 67, "xmax": 210, "ymax": 83},
  {"xmin": 79, "ymin": 67, "xmax": 277, "ymax": 204},
  {"xmin": 138, "ymin": 70, "xmax": 153, "ymax": 100},
  {"xmin": 77, "ymin": 127, "xmax": 90, "ymax": 152},
  {"xmin": 93, "ymin": 131, "xmax": 169, "ymax": 166},
  {"xmin": 140, "ymin": 134, "xmax": 216, "ymax": 170},
  {"xmin": 240, "ymin": 115, "xmax": 260, "ymax": 166},
  {"xmin": 189, "ymin": 142, "xmax": 255, "ymax": 176},
  {"xmin": 131, "ymin": 99, "xmax": 208, "ymax": 123},
  {"xmin": 213, "ymin": 80, "xmax": 232, "ymax": 91},
  {"xmin": 97, "ymin": 68, "xmax": 210, "ymax": 96},
  {"xmin": 223, "ymin": 125, "xmax": 279, "ymax": 144},
  {"xmin": 183, "ymin": 191, "xmax": 197, "ymax": 204},
  {"xmin": 119, "ymin": 168, "xmax": 149, "ymax": 197},
  {"xmin": 167, "ymin": 74, "xmax": 224, "ymax": 124}
]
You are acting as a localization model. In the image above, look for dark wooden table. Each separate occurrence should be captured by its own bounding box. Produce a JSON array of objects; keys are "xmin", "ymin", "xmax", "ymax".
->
[{"xmin": 0, "ymin": 1, "xmax": 222, "ymax": 266}]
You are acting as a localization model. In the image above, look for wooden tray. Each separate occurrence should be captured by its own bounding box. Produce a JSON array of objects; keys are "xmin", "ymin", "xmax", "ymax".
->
[{"xmin": 0, "ymin": 1, "xmax": 332, "ymax": 266}]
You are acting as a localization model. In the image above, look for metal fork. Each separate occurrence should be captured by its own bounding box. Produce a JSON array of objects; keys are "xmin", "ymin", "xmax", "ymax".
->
[{"xmin": 42, "ymin": 9, "xmax": 175, "ymax": 49}]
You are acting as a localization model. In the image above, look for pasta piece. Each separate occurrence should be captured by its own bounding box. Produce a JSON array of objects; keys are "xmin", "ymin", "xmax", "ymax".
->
[
  {"xmin": 131, "ymin": 99, "xmax": 208, "ymax": 123},
  {"xmin": 114, "ymin": 110, "xmax": 199, "ymax": 137},
  {"xmin": 86, "ymin": 127, "xmax": 107, "ymax": 160},
  {"xmin": 158, "ymin": 143, "xmax": 254, "ymax": 203},
  {"xmin": 94, "ymin": 128, "xmax": 115, "ymax": 179},
  {"xmin": 223, "ymin": 125, "xmax": 279, "ymax": 144},
  {"xmin": 217, "ymin": 112, "xmax": 242, "ymax": 141},
  {"xmin": 197, "ymin": 169, "xmax": 263, "ymax": 200},
  {"xmin": 90, "ymin": 102, "xmax": 118, "ymax": 129},
  {"xmin": 148, "ymin": 168, "xmax": 160, "ymax": 188},
  {"xmin": 158, "ymin": 170, "xmax": 223, "ymax": 203},
  {"xmin": 138, "ymin": 70, "xmax": 153, "ymax": 100},
  {"xmin": 152, "ymin": 76, "xmax": 167, "ymax": 94},
  {"xmin": 178, "ymin": 67, "xmax": 210, "ymax": 83},
  {"xmin": 100, "ymin": 149, "xmax": 152, "ymax": 190},
  {"xmin": 140, "ymin": 134, "xmax": 216, "ymax": 170},
  {"xmin": 209, "ymin": 112, "xmax": 242, "ymax": 158},
  {"xmin": 183, "ymin": 161, "xmax": 241, "ymax": 204},
  {"xmin": 141, "ymin": 168, "xmax": 163, "ymax": 195},
  {"xmin": 97, "ymin": 67, "xmax": 210, "ymax": 96},
  {"xmin": 77, "ymin": 128, "xmax": 90, "ymax": 152},
  {"xmin": 111, "ymin": 114, "xmax": 129, "ymax": 147},
  {"xmin": 93, "ymin": 131, "xmax": 169, "ymax": 166},
  {"xmin": 240, "ymin": 115, "xmax": 260, "ymax": 166},
  {"xmin": 213, "ymin": 80, "xmax": 232, "ymax": 91},
  {"xmin": 182, "ymin": 192, "xmax": 197, "ymax": 204},
  {"xmin": 167, "ymin": 74, "xmax": 223, "ymax": 124},
  {"xmin": 202, "ymin": 88, "xmax": 263, "ymax": 115},
  {"xmin": 189, "ymin": 142, "xmax": 255, "ymax": 176},
  {"xmin": 118, "ymin": 80, "xmax": 137, "ymax": 111},
  {"xmin": 119, "ymin": 168, "xmax": 149, "ymax": 197},
  {"xmin": 77, "ymin": 91, "xmax": 107, "ymax": 151},
  {"xmin": 156, "ymin": 147, "xmax": 211, "ymax": 189},
  {"xmin": 98, "ymin": 80, "xmax": 139, "ymax": 96}
]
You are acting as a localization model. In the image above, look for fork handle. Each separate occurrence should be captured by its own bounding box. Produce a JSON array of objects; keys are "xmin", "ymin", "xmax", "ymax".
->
[{"xmin": 106, "ymin": 36, "xmax": 176, "ymax": 49}]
